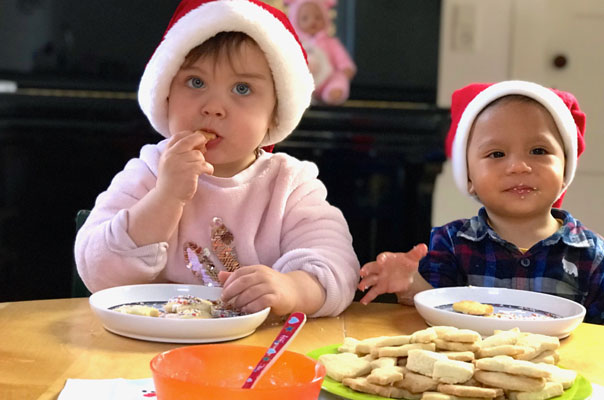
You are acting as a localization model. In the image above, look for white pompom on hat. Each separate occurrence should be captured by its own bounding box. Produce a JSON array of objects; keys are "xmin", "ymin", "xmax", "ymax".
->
[
  {"xmin": 138, "ymin": 0, "xmax": 315, "ymax": 146},
  {"xmin": 445, "ymin": 80, "xmax": 586, "ymax": 208}
]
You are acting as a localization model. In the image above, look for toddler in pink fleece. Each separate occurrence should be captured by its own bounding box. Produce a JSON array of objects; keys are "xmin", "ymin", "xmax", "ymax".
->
[
  {"xmin": 286, "ymin": 0, "xmax": 356, "ymax": 105},
  {"xmin": 74, "ymin": 0, "xmax": 360, "ymax": 317}
]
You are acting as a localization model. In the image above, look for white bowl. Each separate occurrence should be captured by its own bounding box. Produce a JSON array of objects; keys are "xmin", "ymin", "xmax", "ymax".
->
[
  {"xmin": 89, "ymin": 284, "xmax": 270, "ymax": 343},
  {"xmin": 414, "ymin": 286, "xmax": 585, "ymax": 338}
]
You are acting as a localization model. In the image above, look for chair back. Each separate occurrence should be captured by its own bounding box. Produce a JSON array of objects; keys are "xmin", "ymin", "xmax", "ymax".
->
[{"xmin": 72, "ymin": 210, "xmax": 92, "ymax": 297}]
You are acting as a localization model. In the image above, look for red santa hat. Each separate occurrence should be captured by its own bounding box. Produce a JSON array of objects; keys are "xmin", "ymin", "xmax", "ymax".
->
[
  {"xmin": 138, "ymin": 0, "xmax": 314, "ymax": 146},
  {"xmin": 445, "ymin": 80, "xmax": 586, "ymax": 208}
]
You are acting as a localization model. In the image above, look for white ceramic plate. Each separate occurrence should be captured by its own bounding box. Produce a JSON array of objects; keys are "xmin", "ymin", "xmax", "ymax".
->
[
  {"xmin": 414, "ymin": 287, "xmax": 585, "ymax": 338},
  {"xmin": 89, "ymin": 284, "xmax": 270, "ymax": 343}
]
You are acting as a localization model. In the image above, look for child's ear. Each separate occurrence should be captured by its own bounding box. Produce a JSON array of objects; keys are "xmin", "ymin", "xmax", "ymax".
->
[
  {"xmin": 467, "ymin": 179, "xmax": 476, "ymax": 196},
  {"xmin": 270, "ymin": 110, "xmax": 279, "ymax": 132},
  {"xmin": 262, "ymin": 116, "xmax": 278, "ymax": 145}
]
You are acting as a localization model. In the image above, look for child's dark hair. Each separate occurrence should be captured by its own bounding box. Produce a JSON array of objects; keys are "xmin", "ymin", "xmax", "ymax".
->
[
  {"xmin": 478, "ymin": 95, "xmax": 546, "ymax": 119},
  {"xmin": 183, "ymin": 31, "xmax": 255, "ymax": 68}
]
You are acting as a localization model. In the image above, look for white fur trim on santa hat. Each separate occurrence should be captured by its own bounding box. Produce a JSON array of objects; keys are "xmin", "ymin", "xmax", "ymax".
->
[
  {"xmin": 138, "ymin": 0, "xmax": 314, "ymax": 146},
  {"xmin": 451, "ymin": 80, "xmax": 578, "ymax": 202}
]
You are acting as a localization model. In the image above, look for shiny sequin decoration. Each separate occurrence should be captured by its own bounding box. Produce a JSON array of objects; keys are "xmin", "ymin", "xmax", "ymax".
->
[
  {"xmin": 210, "ymin": 217, "xmax": 241, "ymax": 272},
  {"xmin": 183, "ymin": 217, "xmax": 241, "ymax": 286},
  {"xmin": 183, "ymin": 241, "xmax": 220, "ymax": 287}
]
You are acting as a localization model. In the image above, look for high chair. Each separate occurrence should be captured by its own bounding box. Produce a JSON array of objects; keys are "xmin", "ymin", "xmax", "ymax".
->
[{"xmin": 71, "ymin": 209, "xmax": 91, "ymax": 297}]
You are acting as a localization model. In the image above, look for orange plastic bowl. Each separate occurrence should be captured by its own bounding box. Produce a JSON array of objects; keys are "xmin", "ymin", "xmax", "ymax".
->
[{"xmin": 150, "ymin": 344, "xmax": 326, "ymax": 400}]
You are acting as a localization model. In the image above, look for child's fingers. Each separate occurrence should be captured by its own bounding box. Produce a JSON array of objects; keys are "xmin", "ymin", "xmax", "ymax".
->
[
  {"xmin": 408, "ymin": 243, "xmax": 428, "ymax": 261},
  {"xmin": 220, "ymin": 272, "xmax": 278, "ymax": 313},
  {"xmin": 359, "ymin": 260, "xmax": 381, "ymax": 278},
  {"xmin": 386, "ymin": 244, "xmax": 427, "ymax": 272},
  {"xmin": 240, "ymin": 296, "xmax": 273, "ymax": 314},
  {"xmin": 201, "ymin": 161, "xmax": 214, "ymax": 176},
  {"xmin": 218, "ymin": 270, "xmax": 232, "ymax": 285},
  {"xmin": 219, "ymin": 266, "xmax": 260, "ymax": 301},
  {"xmin": 167, "ymin": 130, "xmax": 195, "ymax": 148},
  {"xmin": 359, "ymin": 285, "xmax": 383, "ymax": 305},
  {"xmin": 377, "ymin": 252, "xmax": 397, "ymax": 265},
  {"xmin": 220, "ymin": 276, "xmax": 241, "ymax": 302},
  {"xmin": 357, "ymin": 274, "xmax": 378, "ymax": 291},
  {"xmin": 231, "ymin": 285, "xmax": 273, "ymax": 314},
  {"xmin": 169, "ymin": 131, "xmax": 210, "ymax": 153}
]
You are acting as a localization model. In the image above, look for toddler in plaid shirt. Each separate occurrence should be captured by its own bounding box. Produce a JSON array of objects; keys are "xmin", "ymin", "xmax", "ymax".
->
[{"xmin": 358, "ymin": 81, "xmax": 603, "ymax": 324}]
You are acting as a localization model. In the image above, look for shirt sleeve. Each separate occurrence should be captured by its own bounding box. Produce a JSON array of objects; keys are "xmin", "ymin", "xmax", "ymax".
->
[
  {"xmin": 583, "ymin": 235, "xmax": 604, "ymax": 324},
  {"xmin": 74, "ymin": 144, "xmax": 169, "ymax": 293},
  {"xmin": 418, "ymin": 223, "xmax": 467, "ymax": 288},
  {"xmin": 272, "ymin": 162, "xmax": 360, "ymax": 318}
]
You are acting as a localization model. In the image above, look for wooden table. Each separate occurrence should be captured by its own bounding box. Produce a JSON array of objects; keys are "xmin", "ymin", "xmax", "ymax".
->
[{"xmin": 1, "ymin": 298, "xmax": 602, "ymax": 399}]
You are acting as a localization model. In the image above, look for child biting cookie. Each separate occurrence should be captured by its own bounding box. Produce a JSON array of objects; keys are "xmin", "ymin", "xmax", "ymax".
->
[{"xmin": 75, "ymin": 0, "xmax": 360, "ymax": 318}]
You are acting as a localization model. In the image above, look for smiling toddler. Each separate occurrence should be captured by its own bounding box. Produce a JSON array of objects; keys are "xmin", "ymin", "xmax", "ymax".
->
[{"xmin": 358, "ymin": 81, "xmax": 604, "ymax": 324}]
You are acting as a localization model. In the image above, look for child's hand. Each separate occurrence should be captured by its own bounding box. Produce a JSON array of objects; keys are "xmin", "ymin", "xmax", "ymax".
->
[
  {"xmin": 357, "ymin": 243, "xmax": 428, "ymax": 305},
  {"xmin": 343, "ymin": 67, "xmax": 356, "ymax": 79},
  {"xmin": 218, "ymin": 266, "xmax": 297, "ymax": 316},
  {"xmin": 156, "ymin": 130, "xmax": 214, "ymax": 203}
]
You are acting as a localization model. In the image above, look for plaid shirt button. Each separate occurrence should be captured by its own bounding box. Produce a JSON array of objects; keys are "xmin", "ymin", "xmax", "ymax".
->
[{"xmin": 520, "ymin": 258, "xmax": 531, "ymax": 267}]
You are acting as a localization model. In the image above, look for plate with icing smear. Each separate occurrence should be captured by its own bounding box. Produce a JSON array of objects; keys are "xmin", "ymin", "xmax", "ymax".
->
[
  {"xmin": 414, "ymin": 287, "xmax": 585, "ymax": 338},
  {"xmin": 89, "ymin": 284, "xmax": 270, "ymax": 343}
]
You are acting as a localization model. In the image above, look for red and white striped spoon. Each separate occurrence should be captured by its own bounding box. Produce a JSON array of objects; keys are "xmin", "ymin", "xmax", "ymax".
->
[{"xmin": 242, "ymin": 312, "xmax": 307, "ymax": 389}]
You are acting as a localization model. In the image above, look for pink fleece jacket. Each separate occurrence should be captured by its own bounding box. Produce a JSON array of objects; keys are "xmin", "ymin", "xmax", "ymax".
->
[{"xmin": 74, "ymin": 143, "xmax": 360, "ymax": 317}]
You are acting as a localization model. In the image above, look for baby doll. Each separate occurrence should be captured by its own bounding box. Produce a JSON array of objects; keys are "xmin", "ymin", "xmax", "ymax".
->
[{"xmin": 286, "ymin": 0, "xmax": 356, "ymax": 105}]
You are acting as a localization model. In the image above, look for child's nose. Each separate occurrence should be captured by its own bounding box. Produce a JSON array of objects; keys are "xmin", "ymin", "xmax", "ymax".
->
[
  {"xmin": 200, "ymin": 98, "xmax": 226, "ymax": 118},
  {"xmin": 506, "ymin": 157, "xmax": 532, "ymax": 174}
]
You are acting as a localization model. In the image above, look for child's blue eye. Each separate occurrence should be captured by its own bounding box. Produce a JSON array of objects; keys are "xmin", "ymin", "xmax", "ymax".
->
[
  {"xmin": 187, "ymin": 77, "xmax": 204, "ymax": 89},
  {"xmin": 531, "ymin": 148, "xmax": 547, "ymax": 155},
  {"xmin": 233, "ymin": 83, "xmax": 251, "ymax": 95},
  {"xmin": 488, "ymin": 151, "xmax": 504, "ymax": 158}
]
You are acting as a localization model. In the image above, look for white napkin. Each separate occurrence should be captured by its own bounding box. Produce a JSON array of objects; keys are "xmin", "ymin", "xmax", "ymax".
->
[
  {"xmin": 591, "ymin": 383, "xmax": 604, "ymax": 399},
  {"xmin": 58, "ymin": 378, "xmax": 156, "ymax": 400},
  {"xmin": 57, "ymin": 379, "xmax": 604, "ymax": 400},
  {"xmin": 58, "ymin": 378, "xmax": 337, "ymax": 400}
]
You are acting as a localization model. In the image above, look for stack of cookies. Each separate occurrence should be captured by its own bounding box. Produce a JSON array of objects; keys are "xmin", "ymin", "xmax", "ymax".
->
[{"xmin": 317, "ymin": 326, "xmax": 577, "ymax": 400}]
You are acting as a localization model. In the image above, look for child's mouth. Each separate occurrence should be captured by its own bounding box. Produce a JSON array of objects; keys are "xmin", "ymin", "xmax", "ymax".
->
[{"xmin": 506, "ymin": 185, "xmax": 536, "ymax": 195}]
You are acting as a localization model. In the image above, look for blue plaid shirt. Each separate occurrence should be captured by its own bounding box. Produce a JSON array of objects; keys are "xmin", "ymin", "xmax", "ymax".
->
[{"xmin": 418, "ymin": 208, "xmax": 604, "ymax": 324}]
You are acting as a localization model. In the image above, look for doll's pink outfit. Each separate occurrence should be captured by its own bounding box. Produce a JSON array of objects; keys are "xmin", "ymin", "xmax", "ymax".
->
[{"xmin": 287, "ymin": 0, "xmax": 356, "ymax": 105}]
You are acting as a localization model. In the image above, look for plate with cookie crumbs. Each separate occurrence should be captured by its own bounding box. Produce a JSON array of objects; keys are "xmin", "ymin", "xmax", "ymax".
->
[
  {"xmin": 89, "ymin": 284, "xmax": 270, "ymax": 343},
  {"xmin": 413, "ymin": 287, "xmax": 586, "ymax": 339},
  {"xmin": 308, "ymin": 326, "xmax": 592, "ymax": 400}
]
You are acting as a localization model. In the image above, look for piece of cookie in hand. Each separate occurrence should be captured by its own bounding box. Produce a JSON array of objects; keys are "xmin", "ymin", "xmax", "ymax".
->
[
  {"xmin": 452, "ymin": 300, "xmax": 494, "ymax": 316},
  {"xmin": 195, "ymin": 130, "xmax": 217, "ymax": 152}
]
